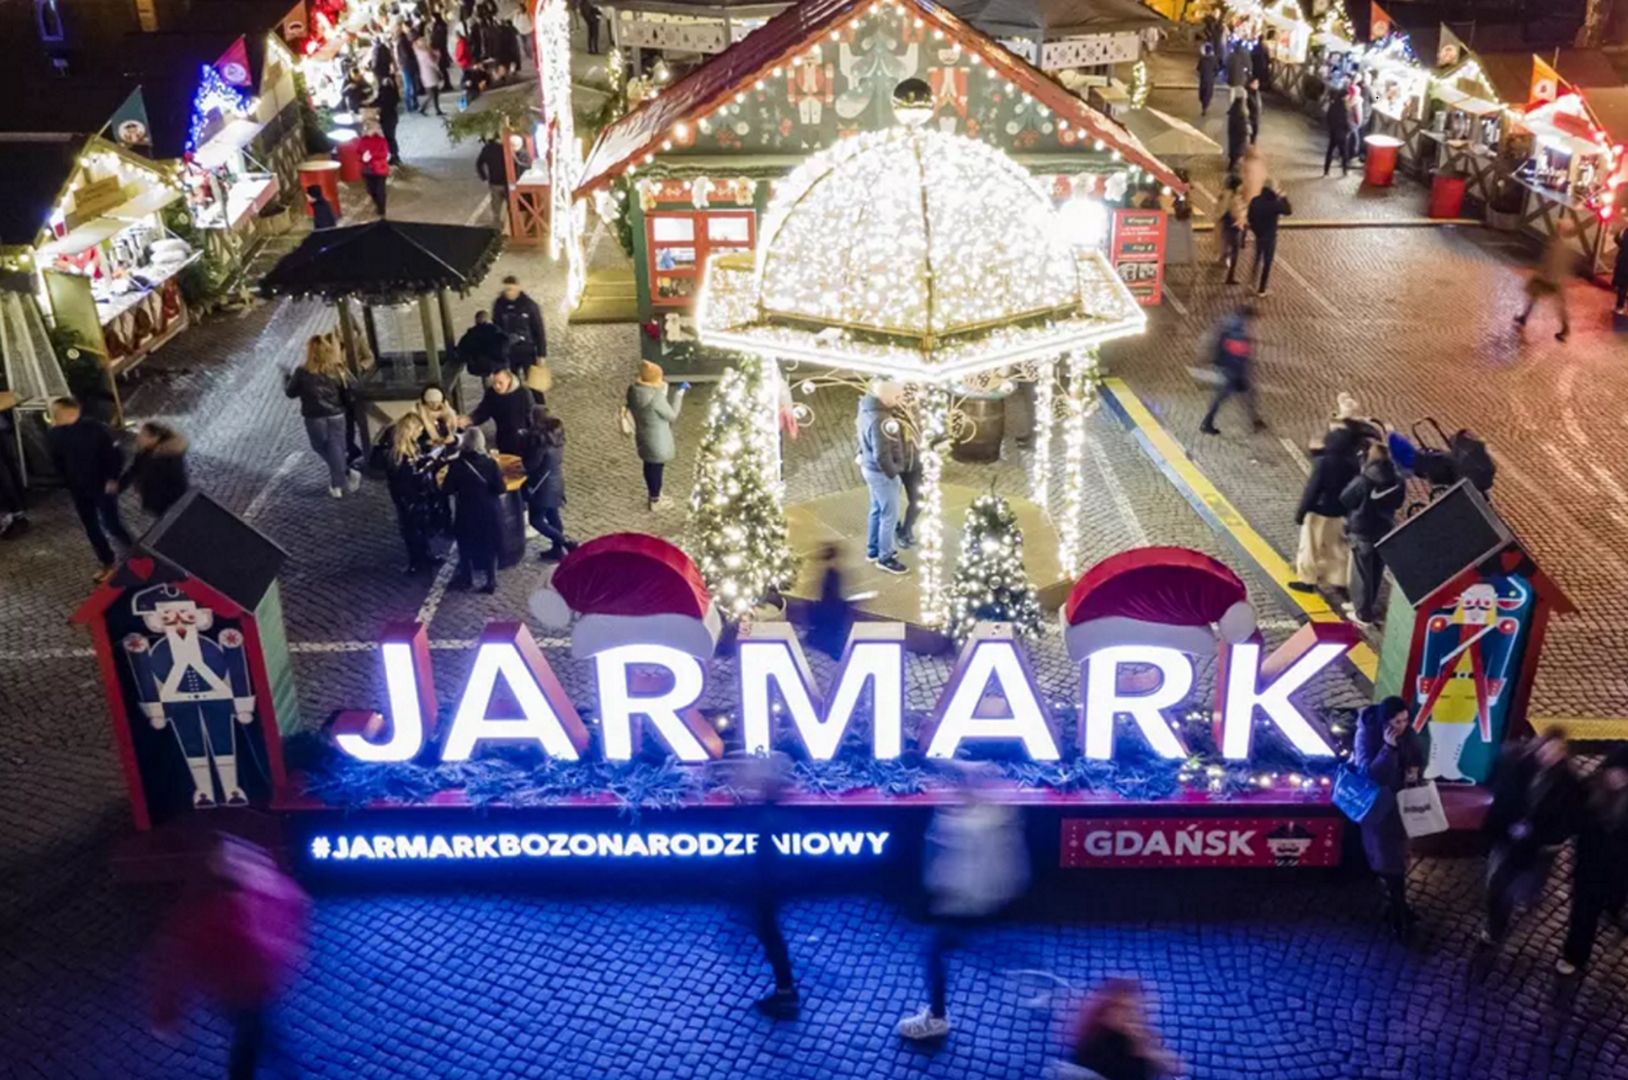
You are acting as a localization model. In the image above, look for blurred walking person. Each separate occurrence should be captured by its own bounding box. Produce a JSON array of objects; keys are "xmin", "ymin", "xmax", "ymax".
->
[
  {"xmin": 1559, "ymin": 749, "xmax": 1628, "ymax": 975},
  {"xmin": 1246, "ymin": 79, "xmax": 1262, "ymax": 143},
  {"xmin": 1352, "ymin": 697, "xmax": 1424, "ymax": 937},
  {"xmin": 1196, "ymin": 43, "xmax": 1218, "ymax": 116},
  {"xmin": 476, "ymin": 135, "xmax": 512, "ymax": 231},
  {"xmin": 1290, "ymin": 425, "xmax": 1357, "ymax": 593},
  {"xmin": 1613, "ymin": 227, "xmax": 1628, "ymax": 314},
  {"xmin": 447, "ymin": 427, "xmax": 505, "ymax": 593},
  {"xmin": 520, "ymin": 408, "xmax": 576, "ymax": 561},
  {"xmin": 1061, "ymin": 978, "xmax": 1181, "ymax": 1080},
  {"xmin": 897, "ymin": 765, "xmax": 1029, "ymax": 1041},
  {"xmin": 284, "ymin": 333, "xmax": 359, "ymax": 498},
  {"xmin": 120, "ymin": 421, "xmax": 190, "ymax": 520},
  {"xmin": 1516, "ymin": 224, "xmax": 1575, "ymax": 343},
  {"xmin": 413, "ymin": 34, "xmax": 444, "ymax": 115},
  {"xmin": 1482, "ymin": 732, "xmax": 1582, "ymax": 948},
  {"xmin": 805, "ymin": 543, "xmax": 854, "ymax": 660},
  {"xmin": 395, "ymin": 27, "xmax": 421, "ymax": 113},
  {"xmin": 1225, "ymin": 91, "xmax": 1248, "ymax": 172},
  {"xmin": 1217, "ymin": 174, "xmax": 1247, "ymax": 285},
  {"xmin": 626, "ymin": 360, "xmax": 687, "ymax": 509},
  {"xmin": 894, "ymin": 404, "xmax": 922, "ymax": 551},
  {"xmin": 1198, "ymin": 305, "xmax": 1262, "ymax": 435},
  {"xmin": 150, "ymin": 835, "xmax": 309, "ymax": 1080},
  {"xmin": 48, "ymin": 395, "xmax": 131, "ymax": 580},
  {"xmin": 742, "ymin": 754, "xmax": 799, "ymax": 1019},
  {"xmin": 1339, "ymin": 441, "xmax": 1404, "ymax": 626}
]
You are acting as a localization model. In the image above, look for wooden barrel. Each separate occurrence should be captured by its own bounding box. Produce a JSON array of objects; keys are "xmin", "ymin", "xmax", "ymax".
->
[{"xmin": 951, "ymin": 394, "xmax": 1006, "ymax": 463}]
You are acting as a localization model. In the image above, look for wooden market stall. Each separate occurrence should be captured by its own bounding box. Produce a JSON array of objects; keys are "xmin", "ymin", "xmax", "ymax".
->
[
  {"xmin": 1513, "ymin": 87, "xmax": 1628, "ymax": 279},
  {"xmin": 1358, "ymin": 30, "xmax": 1430, "ymax": 176},
  {"xmin": 1417, "ymin": 49, "xmax": 1526, "ymax": 216},
  {"xmin": 573, "ymin": 0, "xmax": 1184, "ymax": 367},
  {"xmin": 0, "ymin": 133, "xmax": 194, "ymax": 421}
]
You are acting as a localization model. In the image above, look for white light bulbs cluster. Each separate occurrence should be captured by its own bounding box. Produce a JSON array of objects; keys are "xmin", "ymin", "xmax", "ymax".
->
[
  {"xmin": 944, "ymin": 494, "xmax": 1043, "ymax": 643},
  {"xmin": 537, "ymin": 0, "xmax": 587, "ymax": 305},
  {"xmin": 917, "ymin": 385, "xmax": 950, "ymax": 626},
  {"xmin": 1058, "ymin": 348, "xmax": 1099, "ymax": 576}
]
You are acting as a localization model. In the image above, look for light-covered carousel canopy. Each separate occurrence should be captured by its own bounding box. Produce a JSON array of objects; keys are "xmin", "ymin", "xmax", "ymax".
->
[{"xmin": 698, "ymin": 126, "xmax": 1145, "ymax": 384}]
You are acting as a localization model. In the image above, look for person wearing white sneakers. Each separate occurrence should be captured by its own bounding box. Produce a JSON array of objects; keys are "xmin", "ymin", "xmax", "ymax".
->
[
  {"xmin": 283, "ymin": 333, "xmax": 360, "ymax": 498},
  {"xmin": 897, "ymin": 763, "xmax": 1029, "ymax": 1042}
]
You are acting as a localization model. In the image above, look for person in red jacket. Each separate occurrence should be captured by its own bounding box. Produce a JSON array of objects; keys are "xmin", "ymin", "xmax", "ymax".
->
[
  {"xmin": 151, "ymin": 835, "xmax": 310, "ymax": 1080},
  {"xmin": 357, "ymin": 119, "xmax": 391, "ymax": 216}
]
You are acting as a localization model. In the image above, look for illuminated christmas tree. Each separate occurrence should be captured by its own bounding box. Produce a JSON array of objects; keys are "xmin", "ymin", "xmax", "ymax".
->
[
  {"xmin": 687, "ymin": 358, "xmax": 796, "ymax": 623},
  {"xmin": 945, "ymin": 494, "xmax": 1043, "ymax": 643}
]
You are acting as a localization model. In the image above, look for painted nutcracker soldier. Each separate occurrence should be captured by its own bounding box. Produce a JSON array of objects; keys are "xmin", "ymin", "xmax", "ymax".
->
[
  {"xmin": 122, "ymin": 584, "xmax": 258, "ymax": 807},
  {"xmin": 1411, "ymin": 581, "xmax": 1526, "ymax": 782},
  {"xmin": 788, "ymin": 56, "xmax": 835, "ymax": 142}
]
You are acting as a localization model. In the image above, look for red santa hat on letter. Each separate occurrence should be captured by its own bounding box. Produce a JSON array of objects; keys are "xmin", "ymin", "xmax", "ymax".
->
[
  {"xmin": 1061, "ymin": 546, "xmax": 1258, "ymax": 661},
  {"xmin": 529, "ymin": 532, "xmax": 723, "ymax": 659}
]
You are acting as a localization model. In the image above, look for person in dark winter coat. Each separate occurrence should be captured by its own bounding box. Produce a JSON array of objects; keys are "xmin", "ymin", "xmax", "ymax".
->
[
  {"xmin": 1196, "ymin": 44, "xmax": 1218, "ymax": 116},
  {"xmin": 520, "ymin": 408, "xmax": 574, "ymax": 561},
  {"xmin": 463, "ymin": 368, "xmax": 532, "ymax": 455},
  {"xmin": 447, "ymin": 427, "xmax": 505, "ymax": 592},
  {"xmin": 1218, "ymin": 173, "xmax": 1247, "ymax": 285},
  {"xmin": 1353, "ymin": 697, "xmax": 1425, "ymax": 936},
  {"xmin": 581, "ymin": 0, "xmax": 603, "ymax": 54},
  {"xmin": 1324, "ymin": 91, "xmax": 1352, "ymax": 176},
  {"xmin": 457, "ymin": 310, "xmax": 508, "ymax": 378},
  {"xmin": 431, "ymin": 13, "xmax": 452, "ymax": 85},
  {"xmin": 119, "ymin": 422, "xmax": 190, "ymax": 519},
  {"xmin": 1290, "ymin": 425, "xmax": 1358, "ymax": 592},
  {"xmin": 1199, "ymin": 305, "xmax": 1261, "ymax": 435},
  {"xmin": 1225, "ymin": 42, "xmax": 1251, "ymax": 87},
  {"xmin": 1340, "ymin": 442, "xmax": 1404, "ymax": 624},
  {"xmin": 1225, "ymin": 94, "xmax": 1249, "ymax": 172},
  {"xmin": 491, "ymin": 275, "xmax": 546, "ymax": 372},
  {"xmin": 284, "ymin": 333, "xmax": 359, "ymax": 497},
  {"xmin": 306, "ymin": 184, "xmax": 338, "ymax": 229},
  {"xmin": 1482, "ymin": 733, "xmax": 1582, "ymax": 947},
  {"xmin": 370, "ymin": 36, "xmax": 395, "ymax": 84},
  {"xmin": 1246, "ymin": 182, "xmax": 1291, "ymax": 296},
  {"xmin": 857, "ymin": 382, "xmax": 908, "ymax": 575},
  {"xmin": 477, "ymin": 137, "xmax": 512, "ymax": 229},
  {"xmin": 48, "ymin": 396, "xmax": 131, "ymax": 577},
  {"xmin": 385, "ymin": 415, "xmax": 446, "ymax": 575},
  {"xmin": 893, "ymin": 404, "xmax": 922, "ymax": 549},
  {"xmin": 1560, "ymin": 749, "xmax": 1628, "ymax": 974},
  {"xmin": 1246, "ymin": 80, "xmax": 1262, "ymax": 142},
  {"xmin": 1613, "ymin": 228, "xmax": 1628, "ymax": 313},
  {"xmin": 395, "ymin": 29, "xmax": 421, "ymax": 112},
  {"xmin": 375, "ymin": 80, "xmax": 403, "ymax": 166},
  {"xmin": 1251, "ymin": 37, "xmax": 1270, "ymax": 90}
]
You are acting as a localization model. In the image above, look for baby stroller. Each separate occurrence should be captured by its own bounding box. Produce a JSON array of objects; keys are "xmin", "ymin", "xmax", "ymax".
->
[{"xmin": 1388, "ymin": 418, "xmax": 1495, "ymax": 516}]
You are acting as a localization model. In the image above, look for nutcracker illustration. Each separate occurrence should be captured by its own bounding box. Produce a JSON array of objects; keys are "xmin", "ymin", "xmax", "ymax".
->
[
  {"xmin": 121, "ymin": 584, "xmax": 257, "ymax": 808},
  {"xmin": 928, "ymin": 47, "xmax": 967, "ymax": 133},
  {"xmin": 1411, "ymin": 580, "xmax": 1528, "ymax": 782},
  {"xmin": 788, "ymin": 58, "xmax": 835, "ymax": 138}
]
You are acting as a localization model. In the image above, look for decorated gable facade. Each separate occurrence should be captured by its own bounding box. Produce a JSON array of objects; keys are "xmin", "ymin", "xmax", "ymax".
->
[{"xmin": 575, "ymin": 0, "xmax": 1182, "ymax": 357}]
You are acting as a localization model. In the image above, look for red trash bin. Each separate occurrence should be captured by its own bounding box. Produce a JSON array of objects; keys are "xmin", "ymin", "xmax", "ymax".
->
[
  {"xmin": 297, "ymin": 160, "xmax": 341, "ymax": 217},
  {"xmin": 1363, "ymin": 135, "xmax": 1403, "ymax": 187},
  {"xmin": 334, "ymin": 136, "xmax": 364, "ymax": 183},
  {"xmin": 1429, "ymin": 172, "xmax": 1467, "ymax": 219}
]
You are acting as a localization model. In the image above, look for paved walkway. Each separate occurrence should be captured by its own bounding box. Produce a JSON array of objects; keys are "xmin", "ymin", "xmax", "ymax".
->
[{"xmin": 4, "ymin": 33, "xmax": 1628, "ymax": 1080}]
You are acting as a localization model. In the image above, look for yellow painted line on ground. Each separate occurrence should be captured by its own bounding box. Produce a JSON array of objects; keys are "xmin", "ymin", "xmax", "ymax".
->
[{"xmin": 1103, "ymin": 377, "xmax": 1379, "ymax": 681}]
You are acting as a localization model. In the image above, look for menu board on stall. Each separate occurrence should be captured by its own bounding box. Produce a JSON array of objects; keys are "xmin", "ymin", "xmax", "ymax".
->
[
  {"xmin": 68, "ymin": 176, "xmax": 128, "ymax": 229},
  {"xmin": 1110, "ymin": 208, "xmax": 1167, "ymax": 306}
]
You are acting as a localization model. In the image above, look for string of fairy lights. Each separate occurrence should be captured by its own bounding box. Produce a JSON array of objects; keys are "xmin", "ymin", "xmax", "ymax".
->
[
  {"xmin": 1028, "ymin": 358, "xmax": 1055, "ymax": 510},
  {"xmin": 536, "ymin": 0, "xmax": 587, "ymax": 306},
  {"xmin": 1058, "ymin": 348, "xmax": 1099, "ymax": 577}
]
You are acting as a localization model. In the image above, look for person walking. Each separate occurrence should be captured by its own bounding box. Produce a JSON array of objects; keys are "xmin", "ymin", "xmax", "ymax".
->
[
  {"xmin": 740, "ymin": 754, "xmax": 798, "ymax": 1018},
  {"xmin": 151, "ymin": 836, "xmax": 309, "ymax": 1080},
  {"xmin": 805, "ymin": 543, "xmax": 854, "ymax": 661},
  {"xmin": 1064, "ymin": 979, "xmax": 1182, "ymax": 1080},
  {"xmin": 897, "ymin": 764, "xmax": 1029, "ymax": 1041},
  {"xmin": 1339, "ymin": 441, "xmax": 1404, "ymax": 626},
  {"xmin": 395, "ymin": 27, "xmax": 421, "ymax": 113},
  {"xmin": 306, "ymin": 184, "xmax": 338, "ymax": 229},
  {"xmin": 1246, "ymin": 180, "xmax": 1291, "ymax": 297},
  {"xmin": 413, "ymin": 34, "xmax": 444, "ymax": 115},
  {"xmin": 1516, "ymin": 224, "xmax": 1576, "ymax": 342},
  {"xmin": 512, "ymin": 2, "xmax": 534, "ymax": 62},
  {"xmin": 856, "ymin": 381, "xmax": 908, "ymax": 575},
  {"xmin": 119, "ymin": 421, "xmax": 190, "ymax": 520},
  {"xmin": 447, "ymin": 427, "xmax": 505, "ymax": 592},
  {"xmin": 1225, "ymin": 38, "xmax": 1251, "ymax": 88},
  {"xmin": 1246, "ymin": 78, "xmax": 1262, "ymax": 143},
  {"xmin": 1352, "ymin": 697, "xmax": 1425, "ymax": 937},
  {"xmin": 1290, "ymin": 425, "xmax": 1357, "ymax": 593},
  {"xmin": 385, "ymin": 414, "xmax": 443, "ymax": 575},
  {"xmin": 1225, "ymin": 92, "xmax": 1249, "ymax": 173},
  {"xmin": 48, "ymin": 395, "xmax": 131, "ymax": 579},
  {"xmin": 357, "ymin": 120, "xmax": 392, "ymax": 216},
  {"xmin": 284, "ymin": 333, "xmax": 359, "ymax": 498},
  {"xmin": 625, "ymin": 360, "xmax": 687, "ymax": 509},
  {"xmin": 457, "ymin": 310, "xmax": 508, "ymax": 377},
  {"xmin": 1482, "ymin": 732, "xmax": 1582, "ymax": 949},
  {"xmin": 1559, "ymin": 748, "xmax": 1628, "ymax": 975},
  {"xmin": 1324, "ymin": 88, "xmax": 1352, "ymax": 176},
  {"xmin": 492, "ymin": 275, "xmax": 546, "ymax": 374},
  {"xmin": 375, "ymin": 77, "xmax": 403, "ymax": 167},
  {"xmin": 463, "ymin": 367, "xmax": 533, "ymax": 455},
  {"xmin": 431, "ymin": 11, "xmax": 452, "ymax": 87},
  {"xmin": 369, "ymin": 33, "xmax": 396, "ymax": 85},
  {"xmin": 476, "ymin": 136, "xmax": 512, "ymax": 231},
  {"xmin": 1196, "ymin": 43, "xmax": 1218, "ymax": 116},
  {"xmin": 1218, "ymin": 174, "xmax": 1247, "ymax": 285},
  {"xmin": 1198, "ymin": 305, "xmax": 1262, "ymax": 435},
  {"xmin": 520, "ymin": 408, "xmax": 575, "ymax": 561},
  {"xmin": 1251, "ymin": 34, "xmax": 1271, "ymax": 92}
]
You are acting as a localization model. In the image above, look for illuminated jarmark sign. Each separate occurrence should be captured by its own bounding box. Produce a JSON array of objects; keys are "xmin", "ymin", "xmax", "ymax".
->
[{"xmin": 337, "ymin": 620, "xmax": 1357, "ymax": 767}]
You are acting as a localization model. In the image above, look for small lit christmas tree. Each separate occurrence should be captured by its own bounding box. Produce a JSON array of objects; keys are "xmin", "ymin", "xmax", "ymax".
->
[
  {"xmin": 687, "ymin": 358, "xmax": 796, "ymax": 623},
  {"xmin": 944, "ymin": 494, "xmax": 1044, "ymax": 643}
]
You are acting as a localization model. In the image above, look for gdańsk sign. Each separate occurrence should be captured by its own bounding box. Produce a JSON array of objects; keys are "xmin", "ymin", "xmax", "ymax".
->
[{"xmin": 336, "ymin": 619, "xmax": 1357, "ymax": 769}]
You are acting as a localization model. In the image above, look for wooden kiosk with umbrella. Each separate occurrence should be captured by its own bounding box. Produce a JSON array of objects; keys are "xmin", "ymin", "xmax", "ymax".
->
[{"xmin": 257, "ymin": 220, "xmax": 502, "ymax": 444}]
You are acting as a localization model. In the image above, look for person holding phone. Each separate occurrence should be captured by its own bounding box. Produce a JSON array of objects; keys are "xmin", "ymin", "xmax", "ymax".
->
[
  {"xmin": 1353, "ymin": 696, "xmax": 1424, "ymax": 938},
  {"xmin": 626, "ymin": 360, "xmax": 687, "ymax": 510}
]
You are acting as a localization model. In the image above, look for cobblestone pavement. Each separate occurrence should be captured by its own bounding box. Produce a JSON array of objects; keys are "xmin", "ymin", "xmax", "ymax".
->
[
  {"xmin": 4, "ymin": 35, "xmax": 1628, "ymax": 1080},
  {"xmin": 1131, "ymin": 45, "xmax": 1628, "ymax": 720}
]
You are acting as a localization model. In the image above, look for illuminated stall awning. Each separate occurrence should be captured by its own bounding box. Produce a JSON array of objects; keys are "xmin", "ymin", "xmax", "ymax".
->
[
  {"xmin": 36, "ymin": 217, "xmax": 130, "ymax": 258},
  {"xmin": 1431, "ymin": 84, "xmax": 1501, "ymax": 116},
  {"xmin": 193, "ymin": 117, "xmax": 268, "ymax": 169}
]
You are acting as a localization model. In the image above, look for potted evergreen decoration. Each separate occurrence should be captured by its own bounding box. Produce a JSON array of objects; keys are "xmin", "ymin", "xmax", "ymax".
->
[{"xmin": 944, "ymin": 494, "xmax": 1043, "ymax": 644}]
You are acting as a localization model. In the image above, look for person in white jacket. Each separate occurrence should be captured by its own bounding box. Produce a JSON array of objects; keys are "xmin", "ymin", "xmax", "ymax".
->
[{"xmin": 897, "ymin": 764, "xmax": 1030, "ymax": 1041}]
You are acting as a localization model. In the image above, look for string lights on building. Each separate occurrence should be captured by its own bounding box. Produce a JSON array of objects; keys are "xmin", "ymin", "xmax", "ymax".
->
[{"xmin": 536, "ymin": 0, "xmax": 587, "ymax": 305}]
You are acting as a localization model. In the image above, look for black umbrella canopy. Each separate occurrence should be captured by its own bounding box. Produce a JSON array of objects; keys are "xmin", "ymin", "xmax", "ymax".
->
[{"xmin": 258, "ymin": 220, "xmax": 504, "ymax": 304}]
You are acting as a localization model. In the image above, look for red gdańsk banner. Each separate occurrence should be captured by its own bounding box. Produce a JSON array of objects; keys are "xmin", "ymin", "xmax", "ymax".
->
[{"xmin": 1061, "ymin": 815, "xmax": 1343, "ymax": 869}]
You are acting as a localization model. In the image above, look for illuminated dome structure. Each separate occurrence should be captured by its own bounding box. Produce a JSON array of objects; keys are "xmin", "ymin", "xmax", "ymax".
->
[{"xmin": 698, "ymin": 125, "xmax": 1144, "ymax": 384}]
